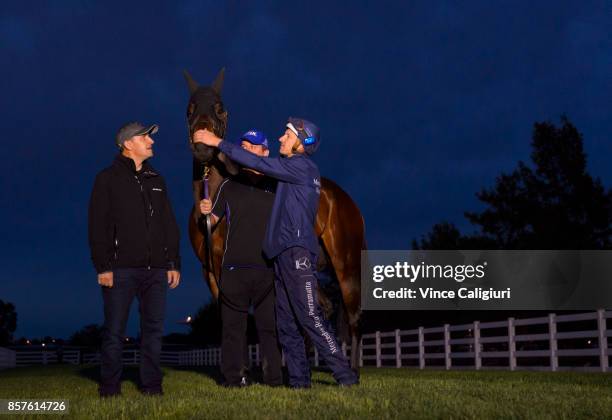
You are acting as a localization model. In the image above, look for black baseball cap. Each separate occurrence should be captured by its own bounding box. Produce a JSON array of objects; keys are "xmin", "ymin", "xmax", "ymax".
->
[{"xmin": 115, "ymin": 122, "xmax": 159, "ymax": 149}]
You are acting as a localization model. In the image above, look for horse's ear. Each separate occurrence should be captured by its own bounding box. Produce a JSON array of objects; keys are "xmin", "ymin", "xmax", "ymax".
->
[
  {"xmin": 183, "ymin": 70, "xmax": 199, "ymax": 94},
  {"xmin": 211, "ymin": 67, "xmax": 225, "ymax": 95},
  {"xmin": 218, "ymin": 151, "xmax": 239, "ymax": 176}
]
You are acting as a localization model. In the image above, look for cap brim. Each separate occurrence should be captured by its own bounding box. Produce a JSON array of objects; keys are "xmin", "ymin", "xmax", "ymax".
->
[
  {"xmin": 239, "ymin": 138, "xmax": 269, "ymax": 149},
  {"xmin": 135, "ymin": 124, "xmax": 158, "ymax": 136}
]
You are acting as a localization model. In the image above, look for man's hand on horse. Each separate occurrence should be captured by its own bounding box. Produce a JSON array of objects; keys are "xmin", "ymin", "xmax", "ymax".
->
[
  {"xmin": 193, "ymin": 129, "xmax": 222, "ymax": 147},
  {"xmin": 98, "ymin": 271, "xmax": 113, "ymax": 288},
  {"xmin": 200, "ymin": 198, "xmax": 213, "ymax": 215},
  {"xmin": 199, "ymin": 199, "xmax": 220, "ymax": 224},
  {"xmin": 167, "ymin": 270, "xmax": 180, "ymax": 289}
]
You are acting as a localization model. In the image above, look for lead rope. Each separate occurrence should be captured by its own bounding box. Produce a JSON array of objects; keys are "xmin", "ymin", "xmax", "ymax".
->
[{"xmin": 201, "ymin": 165, "xmax": 251, "ymax": 313}]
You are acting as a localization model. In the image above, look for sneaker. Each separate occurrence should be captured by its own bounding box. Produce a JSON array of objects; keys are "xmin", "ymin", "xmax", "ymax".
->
[{"xmin": 222, "ymin": 377, "xmax": 250, "ymax": 388}]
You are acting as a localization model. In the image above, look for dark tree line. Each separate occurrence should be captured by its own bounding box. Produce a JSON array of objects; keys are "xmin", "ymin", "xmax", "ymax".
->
[
  {"xmin": 189, "ymin": 301, "xmax": 223, "ymax": 345},
  {"xmin": 413, "ymin": 116, "xmax": 612, "ymax": 250},
  {"xmin": 189, "ymin": 301, "xmax": 260, "ymax": 346},
  {"xmin": 69, "ymin": 324, "xmax": 103, "ymax": 348},
  {"xmin": 0, "ymin": 300, "xmax": 17, "ymax": 346},
  {"xmin": 365, "ymin": 116, "xmax": 611, "ymax": 333}
]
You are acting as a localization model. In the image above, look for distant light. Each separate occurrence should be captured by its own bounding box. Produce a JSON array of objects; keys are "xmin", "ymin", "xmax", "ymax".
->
[
  {"xmin": 186, "ymin": 316, "xmax": 192, "ymax": 323},
  {"xmin": 125, "ymin": 337, "xmax": 129, "ymax": 342},
  {"xmin": 42, "ymin": 343, "xmax": 46, "ymax": 347},
  {"xmin": 26, "ymin": 340, "xmax": 31, "ymax": 345},
  {"xmin": 52, "ymin": 339, "xmax": 56, "ymax": 343},
  {"xmin": 587, "ymin": 340, "xmax": 592, "ymax": 345}
]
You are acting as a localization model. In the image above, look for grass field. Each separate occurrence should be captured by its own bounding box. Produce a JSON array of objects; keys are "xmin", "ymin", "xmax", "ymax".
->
[{"xmin": 0, "ymin": 365, "xmax": 611, "ymax": 419}]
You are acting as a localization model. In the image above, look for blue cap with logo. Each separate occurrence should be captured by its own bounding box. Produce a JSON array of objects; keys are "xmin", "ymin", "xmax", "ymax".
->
[
  {"xmin": 239, "ymin": 129, "xmax": 269, "ymax": 149},
  {"xmin": 286, "ymin": 117, "xmax": 320, "ymax": 155}
]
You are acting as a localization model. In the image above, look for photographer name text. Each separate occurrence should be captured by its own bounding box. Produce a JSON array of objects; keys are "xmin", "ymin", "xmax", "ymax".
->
[
  {"xmin": 371, "ymin": 261, "xmax": 510, "ymax": 301},
  {"xmin": 372, "ymin": 287, "xmax": 511, "ymax": 300}
]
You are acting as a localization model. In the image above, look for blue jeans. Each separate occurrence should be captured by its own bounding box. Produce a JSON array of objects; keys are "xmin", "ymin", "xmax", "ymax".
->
[{"xmin": 100, "ymin": 268, "xmax": 167, "ymax": 395}]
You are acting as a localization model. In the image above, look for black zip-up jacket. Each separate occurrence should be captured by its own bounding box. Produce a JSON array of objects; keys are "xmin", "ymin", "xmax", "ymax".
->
[{"xmin": 88, "ymin": 154, "xmax": 181, "ymax": 274}]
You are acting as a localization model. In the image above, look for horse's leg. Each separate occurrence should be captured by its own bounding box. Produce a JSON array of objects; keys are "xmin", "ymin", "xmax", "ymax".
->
[
  {"xmin": 316, "ymin": 288, "xmax": 332, "ymax": 321},
  {"xmin": 334, "ymin": 295, "xmax": 351, "ymax": 345},
  {"xmin": 316, "ymin": 180, "xmax": 365, "ymax": 372},
  {"xmin": 320, "ymin": 225, "xmax": 363, "ymax": 371}
]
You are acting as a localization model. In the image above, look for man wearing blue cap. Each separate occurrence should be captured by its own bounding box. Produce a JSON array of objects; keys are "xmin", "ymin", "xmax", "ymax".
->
[
  {"xmin": 200, "ymin": 130, "xmax": 282, "ymax": 387},
  {"xmin": 194, "ymin": 118, "xmax": 358, "ymax": 388}
]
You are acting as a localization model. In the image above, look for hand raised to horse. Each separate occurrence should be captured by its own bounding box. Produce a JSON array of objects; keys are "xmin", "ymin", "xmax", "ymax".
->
[
  {"xmin": 199, "ymin": 199, "xmax": 220, "ymax": 225},
  {"xmin": 193, "ymin": 129, "xmax": 222, "ymax": 147},
  {"xmin": 200, "ymin": 198, "xmax": 213, "ymax": 215}
]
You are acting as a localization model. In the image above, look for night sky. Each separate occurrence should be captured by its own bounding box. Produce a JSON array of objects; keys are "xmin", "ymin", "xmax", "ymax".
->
[{"xmin": 1, "ymin": 1, "xmax": 610, "ymax": 340}]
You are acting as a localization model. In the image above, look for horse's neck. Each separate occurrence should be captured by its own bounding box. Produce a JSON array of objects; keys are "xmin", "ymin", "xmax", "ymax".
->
[
  {"xmin": 207, "ymin": 163, "xmax": 226, "ymax": 200},
  {"xmin": 191, "ymin": 159, "xmax": 227, "ymax": 207}
]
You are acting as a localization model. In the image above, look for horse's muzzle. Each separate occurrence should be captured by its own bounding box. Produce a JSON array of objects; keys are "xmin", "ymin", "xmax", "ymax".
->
[{"xmin": 192, "ymin": 142, "xmax": 215, "ymax": 163}]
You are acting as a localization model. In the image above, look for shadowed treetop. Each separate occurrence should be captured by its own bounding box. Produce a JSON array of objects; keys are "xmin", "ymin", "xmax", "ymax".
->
[{"xmin": 414, "ymin": 116, "xmax": 612, "ymax": 250}]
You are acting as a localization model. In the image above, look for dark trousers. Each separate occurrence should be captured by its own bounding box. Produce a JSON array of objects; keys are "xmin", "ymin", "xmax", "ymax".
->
[
  {"xmin": 220, "ymin": 266, "xmax": 282, "ymax": 386},
  {"xmin": 100, "ymin": 268, "xmax": 167, "ymax": 395},
  {"xmin": 274, "ymin": 247, "xmax": 357, "ymax": 387}
]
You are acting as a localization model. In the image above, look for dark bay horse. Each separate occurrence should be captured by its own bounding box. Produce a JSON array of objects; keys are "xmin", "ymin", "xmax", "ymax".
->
[{"xmin": 184, "ymin": 68, "xmax": 365, "ymax": 369}]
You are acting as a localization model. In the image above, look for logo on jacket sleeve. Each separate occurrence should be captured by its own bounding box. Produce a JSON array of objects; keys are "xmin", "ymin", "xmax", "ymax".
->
[
  {"xmin": 313, "ymin": 177, "xmax": 321, "ymax": 194},
  {"xmin": 295, "ymin": 257, "xmax": 312, "ymax": 270}
]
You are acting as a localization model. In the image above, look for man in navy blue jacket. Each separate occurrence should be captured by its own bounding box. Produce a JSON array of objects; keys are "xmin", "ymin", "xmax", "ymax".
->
[{"xmin": 194, "ymin": 118, "xmax": 357, "ymax": 388}]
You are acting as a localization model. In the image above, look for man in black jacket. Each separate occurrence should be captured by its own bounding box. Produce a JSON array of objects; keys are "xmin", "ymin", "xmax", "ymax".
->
[
  {"xmin": 88, "ymin": 122, "xmax": 181, "ymax": 397},
  {"xmin": 200, "ymin": 130, "xmax": 282, "ymax": 387}
]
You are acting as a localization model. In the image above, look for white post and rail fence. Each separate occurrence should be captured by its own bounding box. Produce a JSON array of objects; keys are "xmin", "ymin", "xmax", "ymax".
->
[{"xmin": 4, "ymin": 309, "xmax": 610, "ymax": 373}]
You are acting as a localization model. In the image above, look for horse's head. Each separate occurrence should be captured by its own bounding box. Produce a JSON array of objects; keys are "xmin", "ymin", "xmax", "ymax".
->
[{"xmin": 184, "ymin": 68, "xmax": 228, "ymax": 163}]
